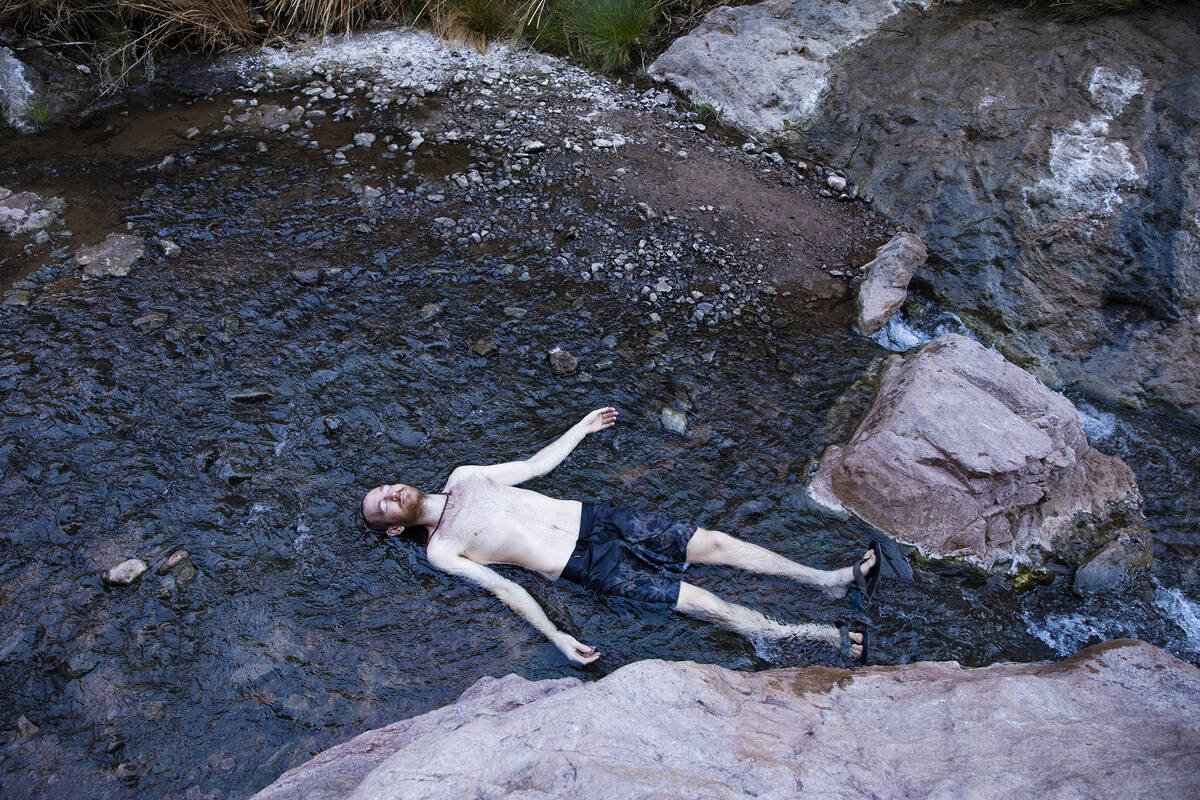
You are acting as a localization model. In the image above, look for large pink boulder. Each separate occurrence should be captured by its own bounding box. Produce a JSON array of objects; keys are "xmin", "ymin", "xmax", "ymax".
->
[
  {"xmin": 814, "ymin": 334, "xmax": 1145, "ymax": 570},
  {"xmin": 251, "ymin": 641, "xmax": 1200, "ymax": 800}
]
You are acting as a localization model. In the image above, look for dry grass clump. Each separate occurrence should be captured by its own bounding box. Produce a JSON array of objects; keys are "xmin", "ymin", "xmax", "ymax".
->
[{"xmin": 3, "ymin": 0, "xmax": 1181, "ymax": 91}]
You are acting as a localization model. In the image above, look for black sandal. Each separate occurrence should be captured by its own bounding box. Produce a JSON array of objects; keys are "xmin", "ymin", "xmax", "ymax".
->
[{"xmin": 838, "ymin": 621, "xmax": 871, "ymax": 665}]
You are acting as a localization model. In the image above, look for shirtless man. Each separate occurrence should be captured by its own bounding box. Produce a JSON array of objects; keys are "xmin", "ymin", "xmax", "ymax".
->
[{"xmin": 361, "ymin": 407, "xmax": 876, "ymax": 665}]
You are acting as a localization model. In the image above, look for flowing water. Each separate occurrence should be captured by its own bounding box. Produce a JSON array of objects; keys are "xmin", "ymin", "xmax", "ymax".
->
[{"xmin": 1, "ymin": 81, "xmax": 1198, "ymax": 800}]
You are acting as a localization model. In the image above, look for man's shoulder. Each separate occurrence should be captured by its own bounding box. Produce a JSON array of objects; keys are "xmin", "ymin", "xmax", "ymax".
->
[{"xmin": 444, "ymin": 465, "xmax": 495, "ymax": 490}]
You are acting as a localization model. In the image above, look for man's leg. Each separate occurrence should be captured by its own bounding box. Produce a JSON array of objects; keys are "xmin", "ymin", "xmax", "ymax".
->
[
  {"xmin": 674, "ymin": 582, "xmax": 864, "ymax": 658},
  {"xmin": 684, "ymin": 528, "xmax": 876, "ymax": 598}
]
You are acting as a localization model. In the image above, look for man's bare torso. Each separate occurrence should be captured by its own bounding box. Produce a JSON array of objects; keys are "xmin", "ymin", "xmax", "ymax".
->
[{"xmin": 430, "ymin": 471, "xmax": 582, "ymax": 578}]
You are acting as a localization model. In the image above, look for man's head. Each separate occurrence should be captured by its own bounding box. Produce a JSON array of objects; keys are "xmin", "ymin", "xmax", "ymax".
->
[{"xmin": 361, "ymin": 483, "xmax": 427, "ymax": 536}]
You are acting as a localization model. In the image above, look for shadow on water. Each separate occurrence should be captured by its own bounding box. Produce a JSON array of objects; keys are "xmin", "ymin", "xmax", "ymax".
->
[{"xmin": 1, "ymin": 87, "xmax": 1198, "ymax": 799}]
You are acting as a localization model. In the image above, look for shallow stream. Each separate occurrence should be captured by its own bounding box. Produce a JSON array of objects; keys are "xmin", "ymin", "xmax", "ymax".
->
[{"xmin": 1, "ymin": 79, "xmax": 1198, "ymax": 799}]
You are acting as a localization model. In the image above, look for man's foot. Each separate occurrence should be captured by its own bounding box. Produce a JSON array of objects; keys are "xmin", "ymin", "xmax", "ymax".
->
[
  {"xmin": 838, "ymin": 622, "xmax": 870, "ymax": 664},
  {"xmin": 821, "ymin": 546, "xmax": 879, "ymax": 599}
]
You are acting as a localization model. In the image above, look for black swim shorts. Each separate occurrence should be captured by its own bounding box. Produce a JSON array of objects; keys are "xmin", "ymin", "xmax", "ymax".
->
[{"xmin": 557, "ymin": 501, "xmax": 697, "ymax": 605}]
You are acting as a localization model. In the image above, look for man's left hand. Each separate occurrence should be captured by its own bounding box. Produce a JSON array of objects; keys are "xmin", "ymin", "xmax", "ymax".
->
[{"xmin": 579, "ymin": 407, "xmax": 618, "ymax": 434}]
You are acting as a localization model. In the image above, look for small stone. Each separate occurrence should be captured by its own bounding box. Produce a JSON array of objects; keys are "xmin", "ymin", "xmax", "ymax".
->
[
  {"xmin": 103, "ymin": 558, "xmax": 148, "ymax": 586},
  {"xmin": 827, "ymin": 174, "xmax": 848, "ymax": 192},
  {"xmin": 660, "ymin": 407, "xmax": 688, "ymax": 434},
  {"xmin": 594, "ymin": 357, "xmax": 615, "ymax": 371},
  {"xmin": 257, "ymin": 142, "xmax": 269, "ymax": 153},
  {"xmin": 157, "ymin": 549, "xmax": 190, "ymax": 575},
  {"xmin": 231, "ymin": 385, "xmax": 273, "ymax": 403},
  {"xmin": 600, "ymin": 334, "xmax": 618, "ymax": 349},
  {"xmin": 132, "ymin": 312, "xmax": 168, "ymax": 332},
  {"xmin": 503, "ymin": 306, "xmax": 527, "ymax": 319},
  {"xmin": 34, "ymin": 229, "xmax": 50, "ymax": 245},
  {"xmin": 519, "ymin": 139, "xmax": 546, "ymax": 153},
  {"xmin": 419, "ymin": 303, "xmax": 442, "ymax": 322},
  {"xmin": 159, "ymin": 238, "xmax": 181, "ymax": 258},
  {"xmin": 17, "ymin": 715, "xmax": 38, "ymax": 738},
  {"xmin": 354, "ymin": 131, "xmax": 376, "ymax": 148},
  {"xmin": 291, "ymin": 268, "xmax": 320, "ymax": 285},
  {"xmin": 471, "ymin": 339, "xmax": 497, "ymax": 356},
  {"xmin": 2, "ymin": 290, "xmax": 30, "ymax": 307},
  {"xmin": 183, "ymin": 126, "xmax": 200, "ymax": 139},
  {"xmin": 115, "ymin": 762, "xmax": 139, "ymax": 779},
  {"xmin": 547, "ymin": 346, "xmax": 578, "ymax": 376}
]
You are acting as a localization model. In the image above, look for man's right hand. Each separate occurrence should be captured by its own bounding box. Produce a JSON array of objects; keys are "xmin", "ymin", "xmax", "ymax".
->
[{"xmin": 552, "ymin": 632, "xmax": 600, "ymax": 665}]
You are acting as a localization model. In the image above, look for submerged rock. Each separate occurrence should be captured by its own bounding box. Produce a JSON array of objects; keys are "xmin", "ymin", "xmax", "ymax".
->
[
  {"xmin": 652, "ymin": 1, "xmax": 1200, "ymax": 422},
  {"xmin": 75, "ymin": 233, "xmax": 146, "ymax": 279},
  {"xmin": 546, "ymin": 346, "xmax": 578, "ymax": 375},
  {"xmin": 660, "ymin": 406, "xmax": 688, "ymax": 434},
  {"xmin": 855, "ymin": 232, "xmax": 926, "ymax": 334},
  {"xmin": 251, "ymin": 640, "xmax": 1200, "ymax": 800},
  {"xmin": 815, "ymin": 334, "xmax": 1146, "ymax": 570}
]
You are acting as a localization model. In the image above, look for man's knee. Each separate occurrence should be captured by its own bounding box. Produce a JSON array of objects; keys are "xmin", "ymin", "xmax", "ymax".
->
[
  {"xmin": 685, "ymin": 528, "xmax": 733, "ymax": 562},
  {"xmin": 675, "ymin": 582, "xmax": 719, "ymax": 614}
]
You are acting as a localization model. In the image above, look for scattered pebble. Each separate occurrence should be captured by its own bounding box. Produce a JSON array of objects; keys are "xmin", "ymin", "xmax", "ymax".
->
[
  {"xmin": 103, "ymin": 558, "xmax": 148, "ymax": 586},
  {"xmin": 547, "ymin": 346, "xmax": 578, "ymax": 375}
]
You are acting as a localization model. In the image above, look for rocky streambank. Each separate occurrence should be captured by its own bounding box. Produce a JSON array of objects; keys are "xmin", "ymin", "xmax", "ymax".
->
[
  {"xmin": 252, "ymin": 639, "xmax": 1200, "ymax": 800},
  {"xmin": 652, "ymin": 0, "xmax": 1200, "ymax": 422},
  {"xmin": 3, "ymin": 17, "xmax": 1200, "ymax": 800}
]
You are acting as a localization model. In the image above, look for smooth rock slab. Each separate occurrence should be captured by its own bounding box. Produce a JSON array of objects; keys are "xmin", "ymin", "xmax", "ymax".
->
[
  {"xmin": 75, "ymin": 233, "xmax": 145, "ymax": 279},
  {"xmin": 251, "ymin": 640, "xmax": 1200, "ymax": 800},
  {"xmin": 855, "ymin": 232, "xmax": 926, "ymax": 334},
  {"xmin": 817, "ymin": 334, "xmax": 1145, "ymax": 569}
]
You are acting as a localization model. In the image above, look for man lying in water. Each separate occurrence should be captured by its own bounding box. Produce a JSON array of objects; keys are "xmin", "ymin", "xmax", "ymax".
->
[{"xmin": 361, "ymin": 407, "xmax": 877, "ymax": 665}]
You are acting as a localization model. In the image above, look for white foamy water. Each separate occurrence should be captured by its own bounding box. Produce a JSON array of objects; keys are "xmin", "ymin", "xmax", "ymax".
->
[
  {"xmin": 1022, "ymin": 610, "xmax": 1134, "ymax": 656},
  {"xmin": 870, "ymin": 309, "xmax": 974, "ymax": 353},
  {"xmin": 1154, "ymin": 585, "xmax": 1200, "ymax": 652},
  {"xmin": 1075, "ymin": 401, "xmax": 1118, "ymax": 442},
  {"xmin": 870, "ymin": 313, "xmax": 930, "ymax": 352}
]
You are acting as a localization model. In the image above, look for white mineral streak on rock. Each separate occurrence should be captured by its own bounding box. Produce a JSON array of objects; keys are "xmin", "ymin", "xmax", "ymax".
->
[
  {"xmin": 0, "ymin": 47, "xmax": 35, "ymax": 128},
  {"xmin": 1022, "ymin": 66, "xmax": 1144, "ymax": 226},
  {"xmin": 649, "ymin": 0, "xmax": 931, "ymax": 135},
  {"xmin": 1088, "ymin": 65, "xmax": 1144, "ymax": 117}
]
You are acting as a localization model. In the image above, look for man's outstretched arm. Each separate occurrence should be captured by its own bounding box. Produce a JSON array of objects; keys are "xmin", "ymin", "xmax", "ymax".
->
[
  {"xmin": 454, "ymin": 407, "xmax": 618, "ymax": 487},
  {"xmin": 427, "ymin": 549, "xmax": 600, "ymax": 664}
]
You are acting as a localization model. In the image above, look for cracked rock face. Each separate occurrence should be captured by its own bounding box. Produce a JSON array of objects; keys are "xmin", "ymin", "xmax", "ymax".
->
[
  {"xmin": 652, "ymin": 2, "xmax": 1200, "ymax": 422},
  {"xmin": 251, "ymin": 640, "xmax": 1200, "ymax": 800},
  {"xmin": 815, "ymin": 334, "xmax": 1146, "ymax": 570}
]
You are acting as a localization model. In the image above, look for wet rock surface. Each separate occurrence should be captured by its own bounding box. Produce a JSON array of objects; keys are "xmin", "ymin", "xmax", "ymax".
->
[
  {"xmin": 816, "ymin": 334, "xmax": 1147, "ymax": 570},
  {"xmin": 74, "ymin": 233, "xmax": 146, "ymax": 279},
  {"xmin": 253, "ymin": 640, "xmax": 1200, "ymax": 800},
  {"xmin": 653, "ymin": 2, "xmax": 1200, "ymax": 422}
]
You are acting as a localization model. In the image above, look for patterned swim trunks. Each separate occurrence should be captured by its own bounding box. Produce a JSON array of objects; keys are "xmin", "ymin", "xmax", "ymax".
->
[{"xmin": 557, "ymin": 501, "xmax": 697, "ymax": 605}]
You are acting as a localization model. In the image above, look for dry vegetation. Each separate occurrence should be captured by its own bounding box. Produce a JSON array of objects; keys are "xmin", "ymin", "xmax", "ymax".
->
[{"xmin": 0, "ymin": 0, "xmax": 1184, "ymax": 90}]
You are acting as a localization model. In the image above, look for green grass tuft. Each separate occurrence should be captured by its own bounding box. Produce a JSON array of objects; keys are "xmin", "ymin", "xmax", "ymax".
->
[
  {"xmin": 26, "ymin": 97, "xmax": 56, "ymax": 127},
  {"xmin": 569, "ymin": 0, "xmax": 659, "ymax": 73}
]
